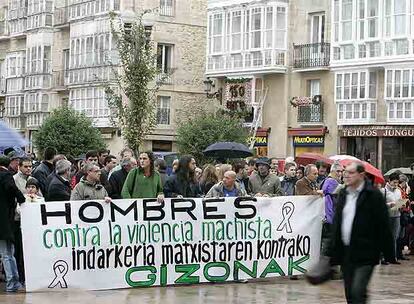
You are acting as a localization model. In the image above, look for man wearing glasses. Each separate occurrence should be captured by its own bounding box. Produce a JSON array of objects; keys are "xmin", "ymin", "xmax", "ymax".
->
[{"xmin": 327, "ymin": 162, "xmax": 393, "ymax": 304}]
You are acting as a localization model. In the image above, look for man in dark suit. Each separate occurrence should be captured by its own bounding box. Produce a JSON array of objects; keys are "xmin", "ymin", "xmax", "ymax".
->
[
  {"xmin": 328, "ymin": 162, "xmax": 393, "ymax": 304},
  {"xmin": 108, "ymin": 157, "xmax": 137, "ymax": 199},
  {"xmin": 0, "ymin": 155, "xmax": 25, "ymax": 292},
  {"xmin": 47, "ymin": 159, "xmax": 72, "ymax": 202}
]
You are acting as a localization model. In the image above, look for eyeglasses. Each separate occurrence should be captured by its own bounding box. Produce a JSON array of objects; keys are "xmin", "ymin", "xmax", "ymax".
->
[{"xmin": 344, "ymin": 170, "xmax": 357, "ymax": 175}]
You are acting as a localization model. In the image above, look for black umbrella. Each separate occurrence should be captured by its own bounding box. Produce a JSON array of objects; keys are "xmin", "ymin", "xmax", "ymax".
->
[{"xmin": 203, "ymin": 142, "xmax": 253, "ymax": 159}]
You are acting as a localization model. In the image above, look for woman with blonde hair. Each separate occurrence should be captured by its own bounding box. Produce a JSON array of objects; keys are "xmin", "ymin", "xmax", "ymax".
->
[{"xmin": 200, "ymin": 164, "xmax": 218, "ymax": 195}]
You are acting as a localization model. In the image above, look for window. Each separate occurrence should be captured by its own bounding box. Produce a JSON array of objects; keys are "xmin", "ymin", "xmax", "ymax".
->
[
  {"xmin": 394, "ymin": 0, "xmax": 406, "ymax": 35},
  {"xmin": 310, "ymin": 13, "xmax": 325, "ymax": 44},
  {"xmin": 160, "ymin": 0, "xmax": 174, "ymax": 17},
  {"xmin": 367, "ymin": 0, "xmax": 379, "ymax": 38},
  {"xmin": 206, "ymin": 4, "xmax": 288, "ymax": 72},
  {"xmin": 211, "ymin": 13, "xmax": 223, "ymax": 53},
  {"xmin": 341, "ymin": 0, "xmax": 353, "ymax": 41},
  {"xmin": 156, "ymin": 96, "xmax": 170, "ymax": 125},
  {"xmin": 251, "ymin": 8, "xmax": 262, "ymax": 49},
  {"xmin": 275, "ymin": 7, "xmax": 286, "ymax": 48},
  {"xmin": 231, "ymin": 11, "xmax": 242, "ymax": 51},
  {"xmin": 6, "ymin": 52, "xmax": 25, "ymax": 77},
  {"xmin": 70, "ymin": 87, "xmax": 109, "ymax": 118},
  {"xmin": 333, "ymin": 0, "xmax": 340, "ymax": 42},
  {"xmin": 264, "ymin": 7, "xmax": 273, "ymax": 48},
  {"xmin": 386, "ymin": 68, "xmax": 414, "ymax": 122},
  {"xmin": 5, "ymin": 96, "xmax": 23, "ymax": 116},
  {"xmin": 336, "ymin": 71, "xmax": 377, "ymax": 124},
  {"xmin": 157, "ymin": 44, "xmax": 172, "ymax": 73}
]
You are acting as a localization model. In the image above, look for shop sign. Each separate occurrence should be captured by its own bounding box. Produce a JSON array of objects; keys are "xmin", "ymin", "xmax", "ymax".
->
[
  {"xmin": 339, "ymin": 126, "xmax": 414, "ymax": 137},
  {"xmin": 225, "ymin": 78, "xmax": 252, "ymax": 111},
  {"xmin": 248, "ymin": 135, "xmax": 268, "ymax": 147},
  {"xmin": 293, "ymin": 136, "xmax": 325, "ymax": 147}
]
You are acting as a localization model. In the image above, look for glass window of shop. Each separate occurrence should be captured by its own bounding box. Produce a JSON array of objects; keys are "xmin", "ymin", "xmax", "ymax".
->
[
  {"xmin": 345, "ymin": 137, "xmax": 378, "ymax": 167},
  {"xmin": 383, "ymin": 138, "xmax": 414, "ymax": 172}
]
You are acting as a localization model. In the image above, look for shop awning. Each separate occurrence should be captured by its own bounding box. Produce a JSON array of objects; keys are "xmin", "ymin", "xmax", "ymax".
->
[
  {"xmin": 256, "ymin": 127, "xmax": 271, "ymax": 137},
  {"xmin": 287, "ymin": 127, "xmax": 326, "ymax": 136}
]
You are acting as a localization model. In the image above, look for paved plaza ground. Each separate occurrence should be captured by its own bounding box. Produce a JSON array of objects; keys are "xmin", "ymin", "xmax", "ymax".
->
[{"xmin": 1, "ymin": 259, "xmax": 414, "ymax": 304}]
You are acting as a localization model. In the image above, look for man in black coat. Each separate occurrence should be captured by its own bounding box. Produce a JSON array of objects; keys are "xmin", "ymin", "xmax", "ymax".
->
[
  {"xmin": 47, "ymin": 159, "xmax": 72, "ymax": 202},
  {"xmin": 32, "ymin": 147, "xmax": 57, "ymax": 197},
  {"xmin": 0, "ymin": 155, "xmax": 25, "ymax": 292},
  {"xmin": 108, "ymin": 157, "xmax": 136, "ymax": 199},
  {"xmin": 327, "ymin": 162, "xmax": 393, "ymax": 304}
]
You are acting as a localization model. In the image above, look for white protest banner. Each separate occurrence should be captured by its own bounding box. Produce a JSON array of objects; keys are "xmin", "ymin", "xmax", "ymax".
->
[{"xmin": 21, "ymin": 196, "xmax": 324, "ymax": 292}]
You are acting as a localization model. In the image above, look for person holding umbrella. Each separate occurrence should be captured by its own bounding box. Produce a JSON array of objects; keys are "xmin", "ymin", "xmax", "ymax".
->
[{"xmin": 248, "ymin": 157, "xmax": 282, "ymax": 197}]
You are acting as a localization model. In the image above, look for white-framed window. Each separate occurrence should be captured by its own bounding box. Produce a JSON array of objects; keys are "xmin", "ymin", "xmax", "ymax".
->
[
  {"xmin": 69, "ymin": 32, "xmax": 113, "ymax": 69},
  {"xmin": 385, "ymin": 68, "xmax": 414, "ymax": 122},
  {"xmin": 336, "ymin": 70, "xmax": 377, "ymax": 100},
  {"xmin": 68, "ymin": 0, "xmax": 119, "ymax": 20},
  {"xmin": 157, "ymin": 44, "xmax": 173, "ymax": 73},
  {"xmin": 160, "ymin": 0, "xmax": 174, "ymax": 17},
  {"xmin": 231, "ymin": 10, "xmax": 242, "ymax": 51},
  {"xmin": 24, "ymin": 92, "xmax": 49, "ymax": 113},
  {"xmin": 26, "ymin": 45, "xmax": 51, "ymax": 74},
  {"xmin": 6, "ymin": 52, "xmax": 25, "ymax": 77},
  {"xmin": 335, "ymin": 70, "xmax": 377, "ymax": 124},
  {"xmin": 70, "ymin": 87, "xmax": 110, "ymax": 118},
  {"xmin": 156, "ymin": 96, "xmax": 171, "ymax": 125},
  {"xmin": 310, "ymin": 13, "xmax": 325, "ymax": 44},
  {"xmin": 5, "ymin": 95, "xmax": 23, "ymax": 117},
  {"xmin": 210, "ymin": 13, "xmax": 224, "ymax": 54},
  {"xmin": 332, "ymin": 0, "xmax": 412, "ymax": 61},
  {"xmin": 206, "ymin": 3, "xmax": 288, "ymax": 72}
]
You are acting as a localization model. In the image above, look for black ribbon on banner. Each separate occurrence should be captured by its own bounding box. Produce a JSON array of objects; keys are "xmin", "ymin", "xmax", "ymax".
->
[
  {"xmin": 277, "ymin": 202, "xmax": 295, "ymax": 233},
  {"xmin": 48, "ymin": 260, "xmax": 68, "ymax": 289}
]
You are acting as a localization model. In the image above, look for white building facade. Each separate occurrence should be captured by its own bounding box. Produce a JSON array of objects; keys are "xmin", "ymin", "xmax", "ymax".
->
[{"xmin": 332, "ymin": 0, "xmax": 414, "ymax": 171}]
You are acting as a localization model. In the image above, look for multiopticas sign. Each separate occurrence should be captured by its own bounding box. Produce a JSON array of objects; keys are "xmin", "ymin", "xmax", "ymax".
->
[{"xmin": 293, "ymin": 136, "xmax": 324, "ymax": 147}]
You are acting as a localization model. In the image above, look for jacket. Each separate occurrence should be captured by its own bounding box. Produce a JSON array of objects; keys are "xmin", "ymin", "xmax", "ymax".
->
[
  {"xmin": 295, "ymin": 177, "xmax": 319, "ymax": 196},
  {"xmin": 322, "ymin": 177, "xmax": 340, "ymax": 224},
  {"xmin": 32, "ymin": 160, "xmax": 54, "ymax": 196},
  {"xmin": 121, "ymin": 169, "xmax": 163, "ymax": 199},
  {"xmin": 248, "ymin": 172, "xmax": 282, "ymax": 196},
  {"xmin": 108, "ymin": 168, "xmax": 129, "ymax": 199},
  {"xmin": 205, "ymin": 181, "xmax": 247, "ymax": 198},
  {"xmin": 70, "ymin": 177, "xmax": 108, "ymax": 201},
  {"xmin": 280, "ymin": 176, "xmax": 297, "ymax": 196},
  {"xmin": 327, "ymin": 182, "xmax": 394, "ymax": 266},
  {"xmin": 47, "ymin": 174, "xmax": 72, "ymax": 202},
  {"xmin": 164, "ymin": 174, "xmax": 201, "ymax": 198},
  {"xmin": 0, "ymin": 167, "xmax": 25, "ymax": 241}
]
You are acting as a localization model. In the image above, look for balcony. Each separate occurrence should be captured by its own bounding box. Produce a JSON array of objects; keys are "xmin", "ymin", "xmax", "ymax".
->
[
  {"xmin": 206, "ymin": 50, "xmax": 287, "ymax": 77},
  {"xmin": 293, "ymin": 42, "xmax": 330, "ymax": 70},
  {"xmin": 54, "ymin": 7, "xmax": 69, "ymax": 27},
  {"xmin": 297, "ymin": 103, "xmax": 323, "ymax": 124},
  {"xmin": 156, "ymin": 68, "xmax": 174, "ymax": 85}
]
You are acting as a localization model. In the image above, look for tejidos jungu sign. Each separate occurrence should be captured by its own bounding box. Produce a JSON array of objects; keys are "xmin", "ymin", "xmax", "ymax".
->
[{"xmin": 21, "ymin": 197, "xmax": 324, "ymax": 291}]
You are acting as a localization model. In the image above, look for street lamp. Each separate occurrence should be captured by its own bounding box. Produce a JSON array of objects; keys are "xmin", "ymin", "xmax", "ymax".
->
[{"xmin": 203, "ymin": 77, "xmax": 223, "ymax": 101}]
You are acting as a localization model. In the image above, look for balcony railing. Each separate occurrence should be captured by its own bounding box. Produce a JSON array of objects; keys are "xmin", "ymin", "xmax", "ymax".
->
[
  {"xmin": 156, "ymin": 68, "xmax": 173, "ymax": 85},
  {"xmin": 54, "ymin": 7, "xmax": 68, "ymax": 26},
  {"xmin": 293, "ymin": 42, "xmax": 330, "ymax": 69},
  {"xmin": 297, "ymin": 103, "xmax": 323, "ymax": 124},
  {"xmin": 207, "ymin": 50, "xmax": 286, "ymax": 75},
  {"xmin": 160, "ymin": 4, "xmax": 174, "ymax": 16}
]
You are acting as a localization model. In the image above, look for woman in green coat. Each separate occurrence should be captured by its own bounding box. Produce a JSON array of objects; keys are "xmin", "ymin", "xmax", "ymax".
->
[{"xmin": 121, "ymin": 152, "xmax": 164, "ymax": 201}]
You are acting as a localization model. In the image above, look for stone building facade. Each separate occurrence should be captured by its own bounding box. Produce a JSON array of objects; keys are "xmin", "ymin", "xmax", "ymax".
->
[{"xmin": 0, "ymin": 0, "xmax": 207, "ymax": 155}]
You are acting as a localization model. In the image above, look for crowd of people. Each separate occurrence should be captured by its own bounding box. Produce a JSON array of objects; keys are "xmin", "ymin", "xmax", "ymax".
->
[{"xmin": 0, "ymin": 146, "xmax": 413, "ymax": 302}]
